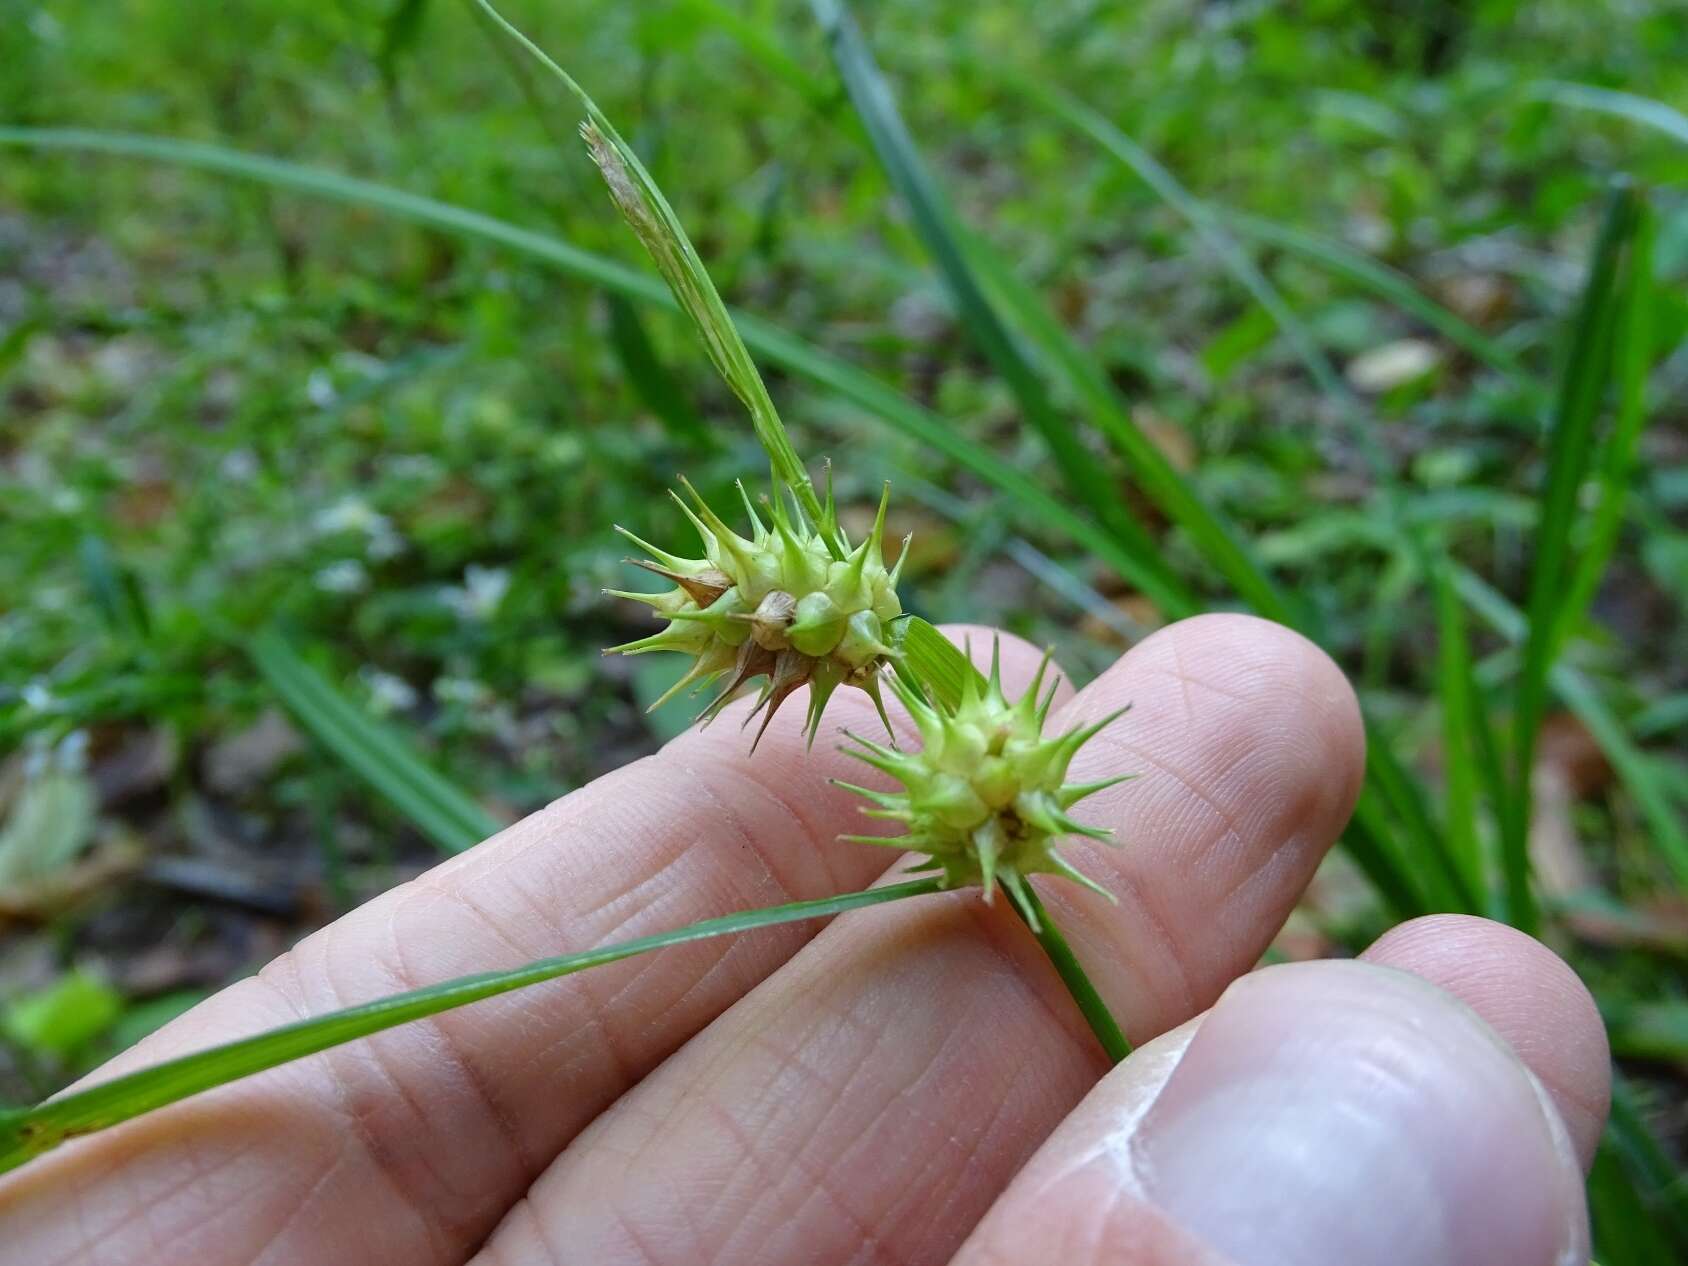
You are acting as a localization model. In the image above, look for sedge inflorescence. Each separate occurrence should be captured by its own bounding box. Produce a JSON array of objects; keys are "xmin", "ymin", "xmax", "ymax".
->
[
  {"xmin": 836, "ymin": 642, "xmax": 1129, "ymax": 918},
  {"xmin": 607, "ymin": 476, "xmax": 906, "ymax": 747}
]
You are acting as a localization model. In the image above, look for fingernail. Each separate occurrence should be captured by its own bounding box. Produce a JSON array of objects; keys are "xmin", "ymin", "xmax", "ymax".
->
[{"xmin": 1128, "ymin": 962, "xmax": 1586, "ymax": 1266}]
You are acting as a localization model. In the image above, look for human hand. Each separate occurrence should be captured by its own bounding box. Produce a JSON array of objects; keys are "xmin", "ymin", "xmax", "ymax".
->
[{"xmin": 0, "ymin": 615, "xmax": 1607, "ymax": 1265}]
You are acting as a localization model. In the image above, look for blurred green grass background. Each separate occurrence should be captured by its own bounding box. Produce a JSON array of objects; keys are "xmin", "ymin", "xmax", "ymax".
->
[{"xmin": 1, "ymin": 0, "xmax": 1685, "ymax": 1255}]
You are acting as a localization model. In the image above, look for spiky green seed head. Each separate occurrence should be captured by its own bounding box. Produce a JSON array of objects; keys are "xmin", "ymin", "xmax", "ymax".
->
[
  {"xmin": 837, "ymin": 641, "xmax": 1131, "ymax": 919},
  {"xmin": 606, "ymin": 475, "xmax": 907, "ymax": 748}
]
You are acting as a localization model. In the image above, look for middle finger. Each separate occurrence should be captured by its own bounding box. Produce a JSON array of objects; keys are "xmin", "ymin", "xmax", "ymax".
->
[{"xmin": 475, "ymin": 614, "xmax": 1365, "ymax": 1266}]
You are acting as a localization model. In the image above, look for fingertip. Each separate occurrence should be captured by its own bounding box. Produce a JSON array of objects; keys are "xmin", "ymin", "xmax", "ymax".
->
[
  {"xmin": 1362, "ymin": 914, "xmax": 1611, "ymax": 1167},
  {"xmin": 959, "ymin": 959, "xmax": 1590, "ymax": 1266},
  {"xmin": 1132, "ymin": 962, "xmax": 1586, "ymax": 1266},
  {"xmin": 1072, "ymin": 613, "xmax": 1366, "ymax": 839},
  {"xmin": 1168, "ymin": 613, "xmax": 1366, "ymax": 802},
  {"xmin": 1040, "ymin": 613, "xmax": 1367, "ymax": 1036}
]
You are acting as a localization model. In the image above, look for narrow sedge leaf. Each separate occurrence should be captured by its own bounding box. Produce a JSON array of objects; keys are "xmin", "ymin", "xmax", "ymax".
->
[
  {"xmin": 1346, "ymin": 791, "xmax": 1437, "ymax": 919},
  {"xmin": 1603, "ymin": 1076, "xmax": 1688, "ymax": 1251},
  {"xmin": 375, "ymin": 0, "xmax": 430, "ymax": 92},
  {"xmin": 1552, "ymin": 200, "xmax": 1656, "ymax": 656},
  {"xmin": 989, "ymin": 71, "xmax": 1481, "ymax": 918},
  {"xmin": 1364, "ymin": 721, "xmax": 1480, "ymax": 914},
  {"xmin": 995, "ymin": 60, "xmax": 1460, "ymax": 694},
  {"xmin": 1456, "ymin": 567, "xmax": 1688, "ymax": 891},
  {"xmin": 1431, "ymin": 561, "xmax": 1489, "ymax": 908},
  {"xmin": 1219, "ymin": 210, "xmax": 1534, "ymax": 391},
  {"xmin": 471, "ymin": 0, "xmax": 836, "ymax": 551},
  {"xmin": 0, "ymin": 128, "xmax": 1175, "ymax": 607},
  {"xmin": 960, "ymin": 227, "xmax": 1280, "ymax": 625},
  {"xmin": 604, "ymin": 293, "xmax": 712, "ymax": 447},
  {"xmin": 1503, "ymin": 182, "xmax": 1640, "ymax": 932},
  {"xmin": 1531, "ymin": 81, "xmax": 1688, "ymax": 148},
  {"xmin": 1606, "ymin": 997, "xmax": 1688, "ymax": 1064},
  {"xmin": 1440, "ymin": 580, "xmax": 1510, "ymax": 911},
  {"xmin": 78, "ymin": 534, "xmax": 152, "ymax": 640},
  {"xmin": 247, "ymin": 629, "xmax": 502, "ymax": 855},
  {"xmin": 1008, "ymin": 73, "xmax": 1362, "ymax": 432},
  {"xmin": 810, "ymin": 0, "xmax": 1191, "ymax": 616},
  {"xmin": 0, "ymin": 878, "xmax": 943, "ymax": 1175},
  {"xmin": 1588, "ymin": 1139, "xmax": 1680, "ymax": 1266}
]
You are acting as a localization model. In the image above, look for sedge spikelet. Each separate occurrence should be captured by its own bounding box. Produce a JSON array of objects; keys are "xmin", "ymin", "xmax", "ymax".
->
[
  {"xmin": 607, "ymin": 476, "xmax": 907, "ymax": 748},
  {"xmin": 836, "ymin": 641, "xmax": 1131, "ymax": 920}
]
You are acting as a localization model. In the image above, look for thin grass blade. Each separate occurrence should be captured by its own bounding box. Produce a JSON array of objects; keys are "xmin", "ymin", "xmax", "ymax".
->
[
  {"xmin": 605, "ymin": 294, "xmax": 712, "ymax": 447},
  {"xmin": 1344, "ymin": 795, "xmax": 1433, "ymax": 919},
  {"xmin": 78, "ymin": 535, "xmax": 152, "ymax": 641},
  {"xmin": 0, "ymin": 877, "xmax": 943, "ymax": 1175},
  {"xmin": 248, "ymin": 628, "xmax": 502, "ymax": 854},
  {"xmin": 0, "ymin": 128, "xmax": 1155, "ymax": 592},
  {"xmin": 1602, "ymin": 1076, "xmax": 1688, "ymax": 1253},
  {"xmin": 1554, "ymin": 199, "xmax": 1656, "ymax": 654},
  {"xmin": 982, "ymin": 72, "xmax": 1492, "ymax": 917},
  {"xmin": 1503, "ymin": 183, "xmax": 1641, "ymax": 931},
  {"xmin": 960, "ymin": 227, "xmax": 1295, "ymax": 626},
  {"xmin": 1362, "ymin": 727, "xmax": 1478, "ymax": 913},
  {"xmin": 740, "ymin": 313, "xmax": 1163, "ymax": 588},
  {"xmin": 1606, "ymin": 997, "xmax": 1688, "ymax": 1065},
  {"xmin": 1005, "ymin": 74, "xmax": 1360, "ymax": 424},
  {"xmin": 1456, "ymin": 566, "xmax": 1688, "ymax": 889},
  {"xmin": 1532, "ymin": 81, "xmax": 1688, "ymax": 148},
  {"xmin": 897, "ymin": 474, "xmax": 1146, "ymax": 642},
  {"xmin": 1219, "ymin": 210, "xmax": 1533, "ymax": 388},
  {"xmin": 376, "ymin": 0, "xmax": 431, "ymax": 93},
  {"xmin": 809, "ymin": 0, "xmax": 1191, "ymax": 617},
  {"xmin": 1589, "ymin": 1138, "xmax": 1681, "ymax": 1266},
  {"xmin": 1431, "ymin": 562, "xmax": 1490, "ymax": 907}
]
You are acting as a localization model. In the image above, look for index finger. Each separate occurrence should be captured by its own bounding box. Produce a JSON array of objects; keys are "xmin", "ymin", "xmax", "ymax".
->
[{"xmin": 0, "ymin": 627, "xmax": 1066, "ymax": 1266}]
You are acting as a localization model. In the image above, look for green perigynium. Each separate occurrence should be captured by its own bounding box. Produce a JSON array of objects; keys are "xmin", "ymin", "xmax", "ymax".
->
[
  {"xmin": 607, "ymin": 477, "xmax": 906, "ymax": 746},
  {"xmin": 837, "ymin": 643, "xmax": 1130, "ymax": 920}
]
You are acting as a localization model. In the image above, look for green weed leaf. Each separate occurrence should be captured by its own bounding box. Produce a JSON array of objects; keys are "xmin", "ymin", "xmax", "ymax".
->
[{"xmin": 0, "ymin": 877, "xmax": 943, "ymax": 1175}]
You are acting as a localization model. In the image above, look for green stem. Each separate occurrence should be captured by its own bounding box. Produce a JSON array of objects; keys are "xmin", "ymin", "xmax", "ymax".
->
[
  {"xmin": 0, "ymin": 877, "xmax": 944, "ymax": 1175},
  {"xmin": 1007, "ymin": 881, "xmax": 1132, "ymax": 1064}
]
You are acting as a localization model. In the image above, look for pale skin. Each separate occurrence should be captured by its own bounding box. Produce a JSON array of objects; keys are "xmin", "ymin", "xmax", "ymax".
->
[{"xmin": 0, "ymin": 615, "xmax": 1610, "ymax": 1265}]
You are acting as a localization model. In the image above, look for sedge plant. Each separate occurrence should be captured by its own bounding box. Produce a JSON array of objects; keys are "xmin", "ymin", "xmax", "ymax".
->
[
  {"xmin": 0, "ymin": 4, "xmax": 1133, "ymax": 1175},
  {"xmin": 0, "ymin": 13, "xmax": 1680, "ymax": 1253},
  {"xmin": 3, "ymin": 11, "xmax": 1673, "ymax": 1248}
]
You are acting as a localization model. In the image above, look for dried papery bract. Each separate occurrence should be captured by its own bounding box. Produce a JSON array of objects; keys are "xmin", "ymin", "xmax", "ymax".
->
[
  {"xmin": 836, "ymin": 642, "xmax": 1131, "ymax": 925},
  {"xmin": 607, "ymin": 477, "xmax": 908, "ymax": 748}
]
